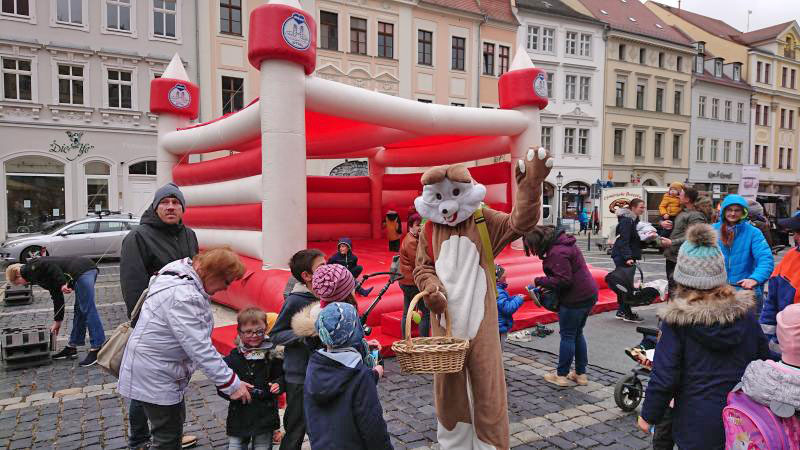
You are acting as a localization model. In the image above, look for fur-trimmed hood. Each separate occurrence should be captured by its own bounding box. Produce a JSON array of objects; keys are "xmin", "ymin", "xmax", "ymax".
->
[
  {"xmin": 615, "ymin": 207, "xmax": 636, "ymax": 220},
  {"xmin": 291, "ymin": 301, "xmax": 321, "ymax": 338}
]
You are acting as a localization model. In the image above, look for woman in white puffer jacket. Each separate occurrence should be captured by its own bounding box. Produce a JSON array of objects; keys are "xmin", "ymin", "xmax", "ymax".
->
[{"xmin": 118, "ymin": 248, "xmax": 253, "ymax": 449}]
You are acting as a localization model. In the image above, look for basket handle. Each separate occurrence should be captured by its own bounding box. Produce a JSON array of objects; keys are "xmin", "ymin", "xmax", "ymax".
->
[{"xmin": 405, "ymin": 291, "xmax": 451, "ymax": 347}]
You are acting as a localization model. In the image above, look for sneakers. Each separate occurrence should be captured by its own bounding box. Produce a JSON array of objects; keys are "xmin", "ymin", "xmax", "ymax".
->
[
  {"xmin": 567, "ymin": 371, "xmax": 588, "ymax": 386},
  {"xmin": 181, "ymin": 435, "xmax": 197, "ymax": 448},
  {"xmin": 52, "ymin": 346, "xmax": 78, "ymax": 360},
  {"xmin": 543, "ymin": 372, "xmax": 572, "ymax": 387},
  {"xmin": 615, "ymin": 310, "xmax": 626, "ymax": 320},
  {"xmin": 79, "ymin": 349, "xmax": 99, "ymax": 367},
  {"xmin": 623, "ymin": 312, "xmax": 644, "ymax": 323}
]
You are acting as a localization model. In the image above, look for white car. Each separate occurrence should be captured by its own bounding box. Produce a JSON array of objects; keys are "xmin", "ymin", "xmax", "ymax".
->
[{"xmin": 1, "ymin": 214, "xmax": 139, "ymax": 264}]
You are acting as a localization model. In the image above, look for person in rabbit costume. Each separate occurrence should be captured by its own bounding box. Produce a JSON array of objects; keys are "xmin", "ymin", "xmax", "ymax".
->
[{"xmin": 413, "ymin": 147, "xmax": 553, "ymax": 449}]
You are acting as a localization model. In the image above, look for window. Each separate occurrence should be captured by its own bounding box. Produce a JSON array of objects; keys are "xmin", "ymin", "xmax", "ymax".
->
[
  {"xmin": 723, "ymin": 140, "xmax": 731, "ymax": 163},
  {"xmin": 565, "ymin": 75, "xmax": 576, "ymax": 100},
  {"xmin": 697, "ymin": 138, "xmax": 705, "ymax": 161},
  {"xmin": 153, "ymin": 0, "xmax": 176, "ymax": 38},
  {"xmin": 618, "ymin": 43, "xmax": 626, "ymax": 61},
  {"xmin": 541, "ymin": 126, "xmax": 552, "ymax": 150},
  {"xmin": 674, "ymin": 89, "xmax": 682, "ymax": 114},
  {"xmin": 64, "ymin": 222, "xmax": 94, "ymax": 235},
  {"xmin": 757, "ymin": 61, "xmax": 762, "ymax": 82},
  {"xmin": 714, "ymin": 59, "xmax": 722, "ymax": 77},
  {"xmin": 779, "ymin": 147, "xmax": 785, "ymax": 169},
  {"xmin": 57, "ymin": 0, "xmax": 82, "ymax": 25},
  {"xmin": 97, "ymin": 221, "xmax": 125, "ymax": 232},
  {"xmin": 351, "ymin": 18, "xmax": 367, "ymax": 55},
  {"xmin": 634, "ymin": 130, "xmax": 644, "ymax": 157},
  {"xmin": 733, "ymin": 64, "xmax": 741, "ymax": 81},
  {"xmin": 579, "ymin": 33, "xmax": 591, "ymax": 57},
  {"xmin": 711, "ymin": 98, "xmax": 719, "ymax": 119},
  {"xmin": 85, "ymin": 161, "xmax": 110, "ymax": 213},
  {"xmin": 654, "ymin": 132, "xmax": 663, "ymax": 158},
  {"xmin": 737, "ymin": 102, "xmax": 744, "ymax": 122},
  {"xmin": 639, "ymin": 48, "xmax": 646, "ymax": 64},
  {"xmin": 57, "ymin": 64, "xmax": 83, "ymax": 105},
  {"xmin": 725, "ymin": 100, "xmax": 732, "ymax": 121},
  {"xmin": 564, "ymin": 128, "xmax": 575, "ymax": 153},
  {"xmin": 2, "ymin": 58, "xmax": 32, "ymax": 101},
  {"xmin": 417, "ymin": 30, "xmax": 432, "ymax": 65},
  {"xmin": 221, "ymin": 75, "xmax": 243, "ymax": 114},
  {"xmin": 614, "ymin": 129, "xmax": 624, "ymax": 156},
  {"xmin": 565, "ymin": 32, "xmax": 577, "ymax": 55},
  {"xmin": 527, "ymin": 26, "xmax": 554, "ymax": 52},
  {"xmin": 527, "ymin": 26, "xmax": 539, "ymax": 50},
  {"xmin": 759, "ymin": 105, "xmax": 769, "ymax": 126},
  {"xmin": 482, "ymin": 42, "xmax": 494, "ymax": 75},
  {"xmin": 698, "ymin": 96, "xmax": 706, "ymax": 117},
  {"xmin": 5, "ymin": 156, "xmax": 65, "ymax": 234},
  {"xmin": 765, "ymin": 63, "xmax": 771, "ymax": 83},
  {"xmin": 673, "ymin": 135, "xmax": 681, "ymax": 160},
  {"xmin": 710, "ymin": 139, "xmax": 718, "ymax": 162},
  {"xmin": 106, "ymin": 0, "xmax": 131, "ymax": 32},
  {"xmin": 541, "ymin": 28, "xmax": 554, "ymax": 53},
  {"xmin": 783, "ymin": 67, "xmax": 788, "ymax": 87},
  {"xmin": 791, "ymin": 110, "xmax": 795, "ymax": 129},
  {"xmin": 451, "ymin": 36, "xmax": 465, "ymax": 70},
  {"xmin": 676, "ymin": 56, "xmax": 683, "ymax": 72},
  {"xmin": 220, "ymin": 0, "xmax": 242, "ymax": 35},
  {"xmin": 107, "ymin": 69, "xmax": 132, "ymax": 109},
  {"xmin": 636, "ymin": 84, "xmax": 645, "ymax": 110},
  {"xmin": 450, "ymin": 102, "xmax": 464, "ymax": 107},
  {"xmin": 578, "ymin": 129, "xmax": 588, "ymax": 154},
  {"xmin": 320, "ymin": 11, "xmax": 337, "ymax": 50},
  {"xmin": 754, "ymin": 145, "xmax": 760, "ymax": 166},
  {"xmin": 793, "ymin": 69, "xmax": 797, "ymax": 89},
  {"xmin": 129, "ymin": 160, "xmax": 156, "ymax": 175},
  {"xmin": 788, "ymin": 148, "xmax": 793, "ymax": 170},
  {"xmin": 579, "ymin": 76, "xmax": 590, "ymax": 101},
  {"xmin": 761, "ymin": 146, "xmax": 768, "ymax": 168},
  {"xmin": 658, "ymin": 52, "xmax": 664, "ymax": 68},
  {"xmin": 615, "ymin": 81, "xmax": 625, "ymax": 107},
  {"xmin": 782, "ymin": 108, "xmax": 787, "ymax": 128},
  {"xmin": 378, "ymin": 22, "xmax": 393, "ymax": 58},
  {"xmin": 546, "ymin": 72, "xmax": 554, "ymax": 98},
  {"xmin": 655, "ymin": 87, "xmax": 664, "ymax": 112},
  {"xmin": 2, "ymin": 0, "xmax": 29, "ymax": 16},
  {"xmin": 498, "ymin": 46, "xmax": 510, "ymax": 75},
  {"xmin": 756, "ymin": 104, "xmax": 761, "ymax": 125},
  {"xmin": 695, "ymin": 55, "xmax": 704, "ymax": 73},
  {"xmin": 417, "ymin": 99, "xmax": 432, "ymax": 103},
  {"xmin": 736, "ymin": 141, "xmax": 743, "ymax": 164}
]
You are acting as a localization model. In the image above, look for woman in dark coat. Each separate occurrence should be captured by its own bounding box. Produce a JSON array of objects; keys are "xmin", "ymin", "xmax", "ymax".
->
[
  {"xmin": 639, "ymin": 224, "xmax": 770, "ymax": 450},
  {"xmin": 524, "ymin": 226, "xmax": 598, "ymax": 387},
  {"xmin": 610, "ymin": 198, "xmax": 645, "ymax": 322}
]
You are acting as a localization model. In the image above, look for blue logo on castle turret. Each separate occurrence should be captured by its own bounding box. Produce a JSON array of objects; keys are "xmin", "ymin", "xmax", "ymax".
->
[{"xmin": 282, "ymin": 13, "xmax": 311, "ymax": 51}]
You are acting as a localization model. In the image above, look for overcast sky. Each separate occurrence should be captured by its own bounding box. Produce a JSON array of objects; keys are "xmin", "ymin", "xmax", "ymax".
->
[{"xmin": 646, "ymin": 0, "xmax": 800, "ymax": 32}]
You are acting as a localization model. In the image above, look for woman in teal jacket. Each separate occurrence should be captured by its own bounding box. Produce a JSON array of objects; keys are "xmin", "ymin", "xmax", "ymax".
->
[{"xmin": 712, "ymin": 195, "xmax": 774, "ymax": 300}]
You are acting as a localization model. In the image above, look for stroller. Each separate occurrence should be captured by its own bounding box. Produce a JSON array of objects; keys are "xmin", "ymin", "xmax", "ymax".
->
[
  {"xmin": 604, "ymin": 263, "xmax": 662, "ymax": 307},
  {"xmin": 614, "ymin": 326, "xmax": 659, "ymax": 411}
]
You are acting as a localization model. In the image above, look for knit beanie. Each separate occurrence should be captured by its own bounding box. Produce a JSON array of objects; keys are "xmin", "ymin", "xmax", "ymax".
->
[
  {"xmin": 312, "ymin": 264, "xmax": 355, "ymax": 307},
  {"xmin": 777, "ymin": 304, "xmax": 800, "ymax": 367},
  {"xmin": 669, "ymin": 182, "xmax": 684, "ymax": 192},
  {"xmin": 672, "ymin": 223, "xmax": 727, "ymax": 290},
  {"xmin": 151, "ymin": 182, "xmax": 186, "ymax": 211},
  {"xmin": 315, "ymin": 302, "xmax": 364, "ymax": 349}
]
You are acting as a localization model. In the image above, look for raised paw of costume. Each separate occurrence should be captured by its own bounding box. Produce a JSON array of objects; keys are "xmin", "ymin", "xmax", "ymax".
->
[{"xmin": 516, "ymin": 147, "xmax": 553, "ymax": 182}]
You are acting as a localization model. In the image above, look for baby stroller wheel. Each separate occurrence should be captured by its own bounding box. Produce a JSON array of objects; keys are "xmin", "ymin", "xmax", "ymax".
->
[{"xmin": 614, "ymin": 373, "xmax": 643, "ymax": 412}]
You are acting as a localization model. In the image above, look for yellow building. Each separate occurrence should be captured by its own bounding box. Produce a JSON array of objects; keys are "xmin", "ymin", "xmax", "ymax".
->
[{"xmin": 565, "ymin": 0, "xmax": 695, "ymax": 187}]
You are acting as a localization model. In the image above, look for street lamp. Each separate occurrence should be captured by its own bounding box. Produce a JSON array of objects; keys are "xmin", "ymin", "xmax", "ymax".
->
[{"xmin": 556, "ymin": 171, "xmax": 564, "ymax": 229}]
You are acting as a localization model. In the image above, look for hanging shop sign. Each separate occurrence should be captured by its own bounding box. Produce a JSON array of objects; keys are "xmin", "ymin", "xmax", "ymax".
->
[{"xmin": 48, "ymin": 131, "xmax": 94, "ymax": 161}]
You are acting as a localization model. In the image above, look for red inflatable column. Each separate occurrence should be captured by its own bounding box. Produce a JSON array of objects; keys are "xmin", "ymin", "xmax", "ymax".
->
[
  {"xmin": 248, "ymin": 1, "xmax": 316, "ymax": 269},
  {"xmin": 149, "ymin": 54, "xmax": 199, "ymax": 185},
  {"xmin": 369, "ymin": 159, "xmax": 385, "ymax": 240}
]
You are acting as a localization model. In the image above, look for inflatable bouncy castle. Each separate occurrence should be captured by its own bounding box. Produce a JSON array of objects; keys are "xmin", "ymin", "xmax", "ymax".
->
[{"xmin": 149, "ymin": 0, "xmax": 616, "ymax": 354}]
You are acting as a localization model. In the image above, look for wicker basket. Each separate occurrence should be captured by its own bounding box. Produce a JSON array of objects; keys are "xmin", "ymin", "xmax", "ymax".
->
[{"xmin": 391, "ymin": 292, "xmax": 469, "ymax": 374}]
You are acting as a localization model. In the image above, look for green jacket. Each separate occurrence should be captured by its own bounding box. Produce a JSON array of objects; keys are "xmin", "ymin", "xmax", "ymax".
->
[{"xmin": 663, "ymin": 208, "xmax": 709, "ymax": 262}]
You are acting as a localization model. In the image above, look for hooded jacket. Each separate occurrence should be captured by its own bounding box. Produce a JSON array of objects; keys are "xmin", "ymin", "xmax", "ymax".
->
[
  {"xmin": 327, "ymin": 237, "xmax": 359, "ymax": 274},
  {"xmin": 534, "ymin": 231, "xmax": 598, "ymax": 307},
  {"xmin": 610, "ymin": 208, "xmax": 642, "ymax": 262},
  {"xmin": 641, "ymin": 289, "xmax": 769, "ymax": 450},
  {"xmin": 496, "ymin": 282, "xmax": 523, "ymax": 333},
  {"xmin": 304, "ymin": 349, "xmax": 393, "ymax": 450},
  {"xmin": 120, "ymin": 204, "xmax": 198, "ymax": 318},
  {"xmin": 117, "ymin": 259, "xmax": 241, "ymax": 406},
  {"xmin": 761, "ymin": 247, "xmax": 800, "ymax": 353},
  {"xmin": 659, "ymin": 193, "xmax": 681, "ymax": 217},
  {"xmin": 20, "ymin": 256, "xmax": 96, "ymax": 321},
  {"xmin": 398, "ymin": 231, "xmax": 419, "ymax": 286},
  {"xmin": 712, "ymin": 195, "xmax": 774, "ymax": 298},
  {"xmin": 663, "ymin": 196, "xmax": 714, "ymax": 262},
  {"xmin": 270, "ymin": 284, "xmax": 320, "ymax": 384}
]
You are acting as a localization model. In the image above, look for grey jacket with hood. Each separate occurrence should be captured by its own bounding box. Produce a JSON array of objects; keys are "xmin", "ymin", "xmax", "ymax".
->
[{"xmin": 117, "ymin": 258, "xmax": 241, "ymax": 406}]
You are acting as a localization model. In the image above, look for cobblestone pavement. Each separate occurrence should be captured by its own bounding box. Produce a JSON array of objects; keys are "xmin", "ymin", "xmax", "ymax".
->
[{"xmin": 0, "ymin": 262, "xmax": 658, "ymax": 449}]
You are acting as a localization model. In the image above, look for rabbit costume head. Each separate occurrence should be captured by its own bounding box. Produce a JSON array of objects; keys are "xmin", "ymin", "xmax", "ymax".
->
[{"xmin": 414, "ymin": 164, "xmax": 486, "ymax": 226}]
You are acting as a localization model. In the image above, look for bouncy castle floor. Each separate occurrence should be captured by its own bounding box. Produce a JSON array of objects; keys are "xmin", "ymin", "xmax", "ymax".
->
[{"xmin": 210, "ymin": 239, "xmax": 618, "ymax": 357}]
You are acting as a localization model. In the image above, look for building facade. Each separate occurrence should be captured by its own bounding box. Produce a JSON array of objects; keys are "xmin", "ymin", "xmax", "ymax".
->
[
  {"xmin": 0, "ymin": 0, "xmax": 197, "ymax": 239},
  {"xmin": 514, "ymin": 0, "xmax": 604, "ymax": 224}
]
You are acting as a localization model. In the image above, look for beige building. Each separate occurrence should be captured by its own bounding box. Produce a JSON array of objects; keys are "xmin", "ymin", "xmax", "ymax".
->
[{"xmin": 566, "ymin": 0, "xmax": 694, "ymax": 187}]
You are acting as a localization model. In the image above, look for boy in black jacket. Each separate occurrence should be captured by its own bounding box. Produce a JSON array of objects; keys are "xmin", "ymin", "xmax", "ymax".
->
[
  {"xmin": 327, "ymin": 237, "xmax": 373, "ymax": 297},
  {"xmin": 5, "ymin": 256, "xmax": 104, "ymax": 366},
  {"xmin": 219, "ymin": 307, "xmax": 283, "ymax": 450},
  {"xmin": 270, "ymin": 249, "xmax": 326, "ymax": 450}
]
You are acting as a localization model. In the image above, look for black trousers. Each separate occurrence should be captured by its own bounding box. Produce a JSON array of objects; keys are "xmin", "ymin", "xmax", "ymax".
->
[
  {"xmin": 280, "ymin": 383, "xmax": 306, "ymax": 450},
  {"xmin": 141, "ymin": 400, "xmax": 185, "ymax": 450},
  {"xmin": 665, "ymin": 259, "xmax": 677, "ymax": 298},
  {"xmin": 612, "ymin": 256, "xmax": 633, "ymax": 315},
  {"xmin": 652, "ymin": 406, "xmax": 674, "ymax": 450},
  {"xmin": 388, "ymin": 239, "xmax": 401, "ymax": 252}
]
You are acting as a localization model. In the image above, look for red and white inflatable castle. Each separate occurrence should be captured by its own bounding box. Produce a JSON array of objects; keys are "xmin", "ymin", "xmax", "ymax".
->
[{"xmin": 149, "ymin": 0, "xmax": 616, "ymax": 354}]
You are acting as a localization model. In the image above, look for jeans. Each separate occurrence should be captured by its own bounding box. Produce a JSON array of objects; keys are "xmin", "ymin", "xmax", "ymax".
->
[
  {"xmin": 141, "ymin": 400, "xmax": 185, "ymax": 450},
  {"xmin": 228, "ymin": 433, "xmax": 272, "ymax": 450},
  {"xmin": 128, "ymin": 399, "xmax": 151, "ymax": 449},
  {"xmin": 69, "ymin": 269, "xmax": 105, "ymax": 349},
  {"xmin": 280, "ymin": 383, "xmax": 305, "ymax": 450},
  {"xmin": 557, "ymin": 302, "xmax": 593, "ymax": 377},
  {"xmin": 400, "ymin": 284, "xmax": 430, "ymax": 338},
  {"xmin": 612, "ymin": 257, "xmax": 633, "ymax": 315}
]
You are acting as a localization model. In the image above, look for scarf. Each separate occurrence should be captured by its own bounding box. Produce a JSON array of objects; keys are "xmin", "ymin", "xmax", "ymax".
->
[{"xmin": 236, "ymin": 339, "xmax": 274, "ymax": 361}]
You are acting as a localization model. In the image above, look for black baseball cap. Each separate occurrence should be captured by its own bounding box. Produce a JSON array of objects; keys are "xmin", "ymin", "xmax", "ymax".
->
[{"xmin": 778, "ymin": 212, "xmax": 800, "ymax": 231}]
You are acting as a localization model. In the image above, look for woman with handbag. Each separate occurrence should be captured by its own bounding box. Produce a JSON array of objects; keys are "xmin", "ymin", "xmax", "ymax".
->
[
  {"xmin": 524, "ymin": 226, "xmax": 599, "ymax": 387},
  {"xmin": 117, "ymin": 248, "xmax": 253, "ymax": 449}
]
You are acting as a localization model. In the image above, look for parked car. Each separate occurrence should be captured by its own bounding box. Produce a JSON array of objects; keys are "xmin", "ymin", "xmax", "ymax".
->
[{"xmin": 0, "ymin": 213, "xmax": 139, "ymax": 264}]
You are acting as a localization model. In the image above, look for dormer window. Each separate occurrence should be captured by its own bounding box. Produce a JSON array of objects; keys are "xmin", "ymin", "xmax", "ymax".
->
[
  {"xmin": 695, "ymin": 55, "xmax": 704, "ymax": 74},
  {"xmin": 714, "ymin": 59, "xmax": 723, "ymax": 77},
  {"xmin": 733, "ymin": 64, "xmax": 741, "ymax": 81},
  {"xmin": 696, "ymin": 41, "xmax": 705, "ymax": 54}
]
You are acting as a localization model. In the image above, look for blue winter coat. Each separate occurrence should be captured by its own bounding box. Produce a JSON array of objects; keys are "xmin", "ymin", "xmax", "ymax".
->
[
  {"xmin": 641, "ymin": 290, "xmax": 769, "ymax": 450},
  {"xmin": 712, "ymin": 195, "xmax": 774, "ymax": 298},
  {"xmin": 497, "ymin": 282, "xmax": 524, "ymax": 334},
  {"xmin": 304, "ymin": 349, "xmax": 393, "ymax": 450},
  {"xmin": 760, "ymin": 247, "xmax": 800, "ymax": 354}
]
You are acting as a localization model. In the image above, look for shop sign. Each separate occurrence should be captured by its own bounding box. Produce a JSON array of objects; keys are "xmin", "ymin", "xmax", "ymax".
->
[
  {"xmin": 49, "ymin": 131, "xmax": 94, "ymax": 162},
  {"xmin": 739, "ymin": 165, "xmax": 760, "ymax": 200},
  {"xmin": 708, "ymin": 170, "xmax": 733, "ymax": 179}
]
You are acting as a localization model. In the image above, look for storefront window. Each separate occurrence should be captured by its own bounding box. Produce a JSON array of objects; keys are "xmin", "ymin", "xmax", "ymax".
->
[
  {"xmin": 5, "ymin": 156, "xmax": 66, "ymax": 234},
  {"xmin": 561, "ymin": 182, "xmax": 590, "ymax": 220},
  {"xmin": 86, "ymin": 161, "xmax": 110, "ymax": 213}
]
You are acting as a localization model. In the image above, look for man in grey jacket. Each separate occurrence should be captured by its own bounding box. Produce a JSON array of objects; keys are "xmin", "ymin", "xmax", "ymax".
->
[{"xmin": 120, "ymin": 183, "xmax": 199, "ymax": 449}]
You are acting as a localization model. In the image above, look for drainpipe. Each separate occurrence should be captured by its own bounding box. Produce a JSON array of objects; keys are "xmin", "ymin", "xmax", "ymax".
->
[{"xmin": 476, "ymin": 14, "xmax": 488, "ymax": 107}]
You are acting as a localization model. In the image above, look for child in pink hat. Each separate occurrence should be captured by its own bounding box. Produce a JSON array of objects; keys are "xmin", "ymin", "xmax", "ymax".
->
[{"xmin": 311, "ymin": 263, "xmax": 356, "ymax": 308}]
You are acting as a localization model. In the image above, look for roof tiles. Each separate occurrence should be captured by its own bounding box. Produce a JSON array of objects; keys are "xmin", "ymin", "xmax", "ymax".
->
[
  {"xmin": 422, "ymin": 0, "xmax": 518, "ymax": 25},
  {"xmin": 577, "ymin": 0, "xmax": 692, "ymax": 46}
]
